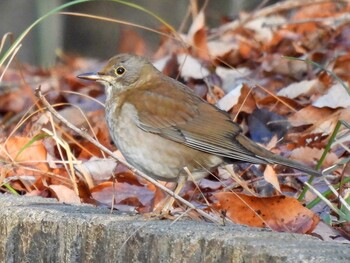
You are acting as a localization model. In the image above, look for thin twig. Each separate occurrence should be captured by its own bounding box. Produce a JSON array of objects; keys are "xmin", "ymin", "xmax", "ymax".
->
[{"xmin": 35, "ymin": 86, "xmax": 222, "ymax": 224}]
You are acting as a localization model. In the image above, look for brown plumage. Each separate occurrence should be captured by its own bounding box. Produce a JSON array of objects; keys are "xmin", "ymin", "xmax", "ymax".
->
[{"xmin": 78, "ymin": 53, "xmax": 321, "ymax": 182}]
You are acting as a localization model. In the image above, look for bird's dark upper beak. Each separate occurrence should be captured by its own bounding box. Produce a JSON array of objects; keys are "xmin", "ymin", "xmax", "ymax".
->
[{"xmin": 77, "ymin": 72, "xmax": 102, "ymax": 81}]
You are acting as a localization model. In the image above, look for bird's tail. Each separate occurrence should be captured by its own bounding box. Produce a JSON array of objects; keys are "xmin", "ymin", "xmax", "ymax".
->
[{"xmin": 236, "ymin": 135, "xmax": 322, "ymax": 177}]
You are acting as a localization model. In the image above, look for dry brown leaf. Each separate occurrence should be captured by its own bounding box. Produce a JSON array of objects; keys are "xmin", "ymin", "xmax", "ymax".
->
[
  {"xmin": 237, "ymin": 38, "xmax": 261, "ymax": 61},
  {"xmin": 244, "ymin": 15, "xmax": 286, "ymax": 43},
  {"xmin": 288, "ymin": 105, "xmax": 335, "ymax": 127},
  {"xmin": 207, "ymin": 40, "xmax": 235, "ymax": 58},
  {"xmin": 2, "ymin": 136, "xmax": 48, "ymax": 172},
  {"xmin": 213, "ymin": 192, "xmax": 319, "ymax": 233},
  {"xmin": 257, "ymin": 95, "xmax": 300, "ymax": 116},
  {"xmin": 333, "ymin": 53, "xmax": 350, "ymax": 83},
  {"xmin": 215, "ymin": 66, "xmax": 251, "ymax": 93},
  {"xmin": 231, "ymin": 83, "xmax": 257, "ymax": 115},
  {"xmin": 313, "ymin": 83, "xmax": 350, "ymax": 109},
  {"xmin": 290, "ymin": 147, "xmax": 338, "ymax": 168},
  {"xmin": 277, "ymin": 79, "xmax": 323, "ymax": 99},
  {"xmin": 49, "ymin": 185, "xmax": 81, "ymax": 204},
  {"xmin": 206, "ymin": 85, "xmax": 225, "ymax": 105},
  {"xmin": 187, "ymin": 11, "xmax": 210, "ymax": 60},
  {"xmin": 199, "ymin": 178, "xmax": 224, "ymax": 191},
  {"xmin": 91, "ymin": 181, "xmax": 154, "ymax": 211},
  {"xmin": 261, "ymin": 54, "xmax": 308, "ymax": 79},
  {"xmin": 217, "ymin": 83, "xmax": 243, "ymax": 112},
  {"xmin": 79, "ymin": 157, "xmax": 117, "ymax": 183},
  {"xmin": 309, "ymin": 114, "xmax": 340, "ymax": 136},
  {"xmin": 177, "ymin": 54, "xmax": 209, "ymax": 80},
  {"xmin": 295, "ymin": 133, "xmax": 327, "ymax": 149},
  {"xmin": 78, "ymin": 128, "xmax": 111, "ymax": 159},
  {"xmin": 263, "ymin": 165, "xmax": 281, "ymax": 193}
]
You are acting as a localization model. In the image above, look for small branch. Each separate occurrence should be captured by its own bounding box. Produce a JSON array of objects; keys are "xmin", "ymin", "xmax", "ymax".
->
[{"xmin": 35, "ymin": 86, "xmax": 222, "ymax": 224}]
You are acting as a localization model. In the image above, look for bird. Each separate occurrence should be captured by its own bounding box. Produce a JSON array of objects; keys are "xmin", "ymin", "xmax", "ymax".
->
[{"xmin": 77, "ymin": 53, "xmax": 321, "ymax": 187}]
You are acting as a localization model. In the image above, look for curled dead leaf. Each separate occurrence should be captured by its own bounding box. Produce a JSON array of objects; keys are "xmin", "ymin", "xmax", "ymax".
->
[{"xmin": 213, "ymin": 192, "xmax": 319, "ymax": 233}]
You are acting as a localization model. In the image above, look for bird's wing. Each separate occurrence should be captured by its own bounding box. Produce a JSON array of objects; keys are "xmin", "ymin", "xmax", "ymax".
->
[{"xmin": 126, "ymin": 75, "xmax": 266, "ymax": 164}]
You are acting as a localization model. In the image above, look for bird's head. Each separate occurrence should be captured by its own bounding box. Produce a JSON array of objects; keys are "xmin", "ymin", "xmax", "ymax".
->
[{"xmin": 78, "ymin": 53, "xmax": 157, "ymax": 98}]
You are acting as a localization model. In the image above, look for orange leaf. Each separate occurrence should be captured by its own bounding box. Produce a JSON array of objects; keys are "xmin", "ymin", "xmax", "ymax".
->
[
  {"xmin": 4, "ymin": 136, "xmax": 47, "ymax": 163},
  {"xmin": 188, "ymin": 11, "xmax": 209, "ymax": 60},
  {"xmin": 2, "ymin": 136, "xmax": 48, "ymax": 173},
  {"xmin": 290, "ymin": 147, "xmax": 338, "ymax": 168},
  {"xmin": 213, "ymin": 192, "xmax": 319, "ymax": 233}
]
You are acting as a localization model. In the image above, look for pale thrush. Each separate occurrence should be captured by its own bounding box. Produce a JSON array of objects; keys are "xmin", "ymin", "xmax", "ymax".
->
[{"xmin": 78, "ymin": 53, "xmax": 321, "ymax": 184}]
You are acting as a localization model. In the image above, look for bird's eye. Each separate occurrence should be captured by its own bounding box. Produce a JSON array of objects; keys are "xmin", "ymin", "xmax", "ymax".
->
[{"xmin": 115, "ymin": 66, "xmax": 125, "ymax": 75}]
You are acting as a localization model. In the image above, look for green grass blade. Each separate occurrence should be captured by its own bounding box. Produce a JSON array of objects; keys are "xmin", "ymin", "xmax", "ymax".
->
[
  {"xmin": 2, "ymin": 183, "xmax": 19, "ymax": 195},
  {"xmin": 298, "ymin": 120, "xmax": 341, "ymax": 201}
]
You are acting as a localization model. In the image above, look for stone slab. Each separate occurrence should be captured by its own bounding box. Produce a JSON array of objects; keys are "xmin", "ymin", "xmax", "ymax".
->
[{"xmin": 0, "ymin": 194, "xmax": 349, "ymax": 263}]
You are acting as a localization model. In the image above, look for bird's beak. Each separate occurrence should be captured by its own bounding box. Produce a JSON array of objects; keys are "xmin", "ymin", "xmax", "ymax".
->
[{"xmin": 77, "ymin": 72, "xmax": 102, "ymax": 81}]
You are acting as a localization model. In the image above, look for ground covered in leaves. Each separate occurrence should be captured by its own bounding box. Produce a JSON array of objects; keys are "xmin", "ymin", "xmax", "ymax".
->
[{"xmin": 0, "ymin": 0, "xmax": 349, "ymax": 241}]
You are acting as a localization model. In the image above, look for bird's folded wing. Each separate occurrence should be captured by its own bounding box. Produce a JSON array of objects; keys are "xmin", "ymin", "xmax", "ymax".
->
[{"xmin": 127, "ymin": 78, "xmax": 266, "ymax": 164}]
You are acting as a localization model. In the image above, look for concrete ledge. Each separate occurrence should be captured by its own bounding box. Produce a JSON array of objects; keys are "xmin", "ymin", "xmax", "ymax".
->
[{"xmin": 0, "ymin": 195, "xmax": 349, "ymax": 263}]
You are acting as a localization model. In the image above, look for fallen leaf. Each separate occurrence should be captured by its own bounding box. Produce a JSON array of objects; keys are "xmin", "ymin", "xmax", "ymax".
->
[
  {"xmin": 296, "ymin": 133, "xmax": 327, "ymax": 149},
  {"xmin": 261, "ymin": 54, "xmax": 308, "ymax": 79},
  {"xmin": 78, "ymin": 157, "xmax": 117, "ymax": 183},
  {"xmin": 264, "ymin": 165, "xmax": 281, "ymax": 193},
  {"xmin": 313, "ymin": 83, "xmax": 350, "ymax": 109},
  {"xmin": 49, "ymin": 185, "xmax": 81, "ymax": 204},
  {"xmin": 288, "ymin": 105, "xmax": 335, "ymax": 127},
  {"xmin": 213, "ymin": 192, "xmax": 319, "ymax": 233},
  {"xmin": 216, "ymin": 83, "xmax": 243, "ymax": 111},
  {"xmin": 290, "ymin": 147, "xmax": 338, "ymax": 168},
  {"xmin": 216, "ymin": 66, "xmax": 251, "ymax": 93},
  {"xmin": 187, "ymin": 11, "xmax": 209, "ymax": 60},
  {"xmin": 199, "ymin": 178, "xmax": 224, "ymax": 190},
  {"xmin": 277, "ymin": 79, "xmax": 322, "ymax": 99},
  {"xmin": 207, "ymin": 40, "xmax": 236, "ymax": 58},
  {"xmin": 177, "ymin": 54, "xmax": 209, "ymax": 80},
  {"xmin": 91, "ymin": 181, "xmax": 154, "ymax": 211},
  {"xmin": 205, "ymin": 85, "xmax": 224, "ymax": 104},
  {"xmin": 244, "ymin": 15, "xmax": 286, "ymax": 43},
  {"xmin": 2, "ymin": 136, "xmax": 49, "ymax": 173},
  {"xmin": 3, "ymin": 136, "xmax": 46, "ymax": 162},
  {"xmin": 231, "ymin": 83, "xmax": 257, "ymax": 115}
]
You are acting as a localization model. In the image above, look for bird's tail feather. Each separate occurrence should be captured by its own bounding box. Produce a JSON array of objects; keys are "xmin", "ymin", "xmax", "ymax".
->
[{"xmin": 236, "ymin": 135, "xmax": 322, "ymax": 177}]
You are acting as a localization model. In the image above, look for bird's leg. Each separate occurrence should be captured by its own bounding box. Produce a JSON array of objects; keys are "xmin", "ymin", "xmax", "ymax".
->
[{"xmin": 153, "ymin": 174, "xmax": 187, "ymax": 214}]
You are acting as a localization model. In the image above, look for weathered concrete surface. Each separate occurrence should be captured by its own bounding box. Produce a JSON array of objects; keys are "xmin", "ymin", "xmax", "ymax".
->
[{"xmin": 0, "ymin": 195, "xmax": 349, "ymax": 263}]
